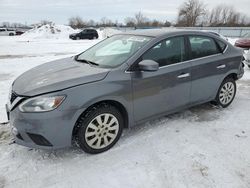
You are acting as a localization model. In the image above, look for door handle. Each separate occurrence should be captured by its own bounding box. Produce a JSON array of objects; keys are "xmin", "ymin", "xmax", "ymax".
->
[
  {"xmin": 177, "ymin": 73, "xmax": 190, "ymax": 79},
  {"xmin": 217, "ymin": 64, "xmax": 226, "ymax": 69}
]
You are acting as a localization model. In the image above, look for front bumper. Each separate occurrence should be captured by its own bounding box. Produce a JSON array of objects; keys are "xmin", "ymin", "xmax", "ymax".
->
[{"xmin": 6, "ymin": 102, "xmax": 84, "ymax": 150}]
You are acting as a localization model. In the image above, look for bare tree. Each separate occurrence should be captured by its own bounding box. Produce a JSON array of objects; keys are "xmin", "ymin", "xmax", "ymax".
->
[
  {"xmin": 134, "ymin": 12, "xmax": 148, "ymax": 26},
  {"xmin": 87, "ymin": 19, "xmax": 96, "ymax": 27},
  {"xmin": 151, "ymin": 19, "xmax": 161, "ymax": 27},
  {"xmin": 40, "ymin": 20, "xmax": 53, "ymax": 25},
  {"xmin": 99, "ymin": 17, "xmax": 115, "ymax": 27},
  {"xmin": 177, "ymin": 0, "xmax": 206, "ymax": 26},
  {"xmin": 68, "ymin": 16, "xmax": 86, "ymax": 29},
  {"xmin": 164, "ymin": 20, "xmax": 172, "ymax": 27},
  {"xmin": 208, "ymin": 5, "xmax": 249, "ymax": 26},
  {"xmin": 2, "ymin": 22, "xmax": 10, "ymax": 28},
  {"xmin": 124, "ymin": 17, "xmax": 136, "ymax": 27}
]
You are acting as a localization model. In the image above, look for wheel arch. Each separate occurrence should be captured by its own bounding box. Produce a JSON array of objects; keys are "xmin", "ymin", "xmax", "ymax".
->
[
  {"xmin": 224, "ymin": 72, "xmax": 238, "ymax": 81},
  {"xmin": 72, "ymin": 99, "xmax": 129, "ymax": 140},
  {"xmin": 212, "ymin": 71, "xmax": 238, "ymax": 101}
]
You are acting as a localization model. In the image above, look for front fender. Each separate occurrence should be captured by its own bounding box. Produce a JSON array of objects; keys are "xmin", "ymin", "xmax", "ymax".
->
[{"xmin": 55, "ymin": 71, "xmax": 134, "ymax": 127}]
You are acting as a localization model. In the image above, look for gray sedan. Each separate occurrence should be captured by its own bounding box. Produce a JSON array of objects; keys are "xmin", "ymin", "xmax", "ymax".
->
[{"xmin": 6, "ymin": 29, "xmax": 244, "ymax": 153}]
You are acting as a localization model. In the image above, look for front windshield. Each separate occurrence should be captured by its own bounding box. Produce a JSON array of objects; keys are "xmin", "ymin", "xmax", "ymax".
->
[{"xmin": 76, "ymin": 35, "xmax": 152, "ymax": 68}]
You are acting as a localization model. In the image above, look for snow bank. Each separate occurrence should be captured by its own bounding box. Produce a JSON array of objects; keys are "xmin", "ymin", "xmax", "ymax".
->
[
  {"xmin": 21, "ymin": 24, "xmax": 78, "ymax": 39},
  {"xmin": 98, "ymin": 27, "xmax": 122, "ymax": 39},
  {"xmin": 21, "ymin": 24, "xmax": 122, "ymax": 40}
]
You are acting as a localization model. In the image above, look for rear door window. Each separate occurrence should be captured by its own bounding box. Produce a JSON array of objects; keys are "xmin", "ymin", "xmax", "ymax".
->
[{"xmin": 188, "ymin": 36, "xmax": 221, "ymax": 59}]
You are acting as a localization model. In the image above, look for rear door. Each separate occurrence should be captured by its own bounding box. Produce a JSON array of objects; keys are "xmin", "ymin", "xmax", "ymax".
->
[
  {"xmin": 187, "ymin": 35, "xmax": 228, "ymax": 105},
  {"xmin": 131, "ymin": 36, "xmax": 192, "ymax": 123}
]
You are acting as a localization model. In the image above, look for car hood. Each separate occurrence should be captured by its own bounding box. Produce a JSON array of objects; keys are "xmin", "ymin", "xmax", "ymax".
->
[{"xmin": 12, "ymin": 57, "xmax": 110, "ymax": 96}]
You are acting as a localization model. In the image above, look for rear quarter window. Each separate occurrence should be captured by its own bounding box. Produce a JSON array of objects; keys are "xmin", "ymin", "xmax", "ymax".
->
[
  {"xmin": 188, "ymin": 36, "xmax": 221, "ymax": 59},
  {"xmin": 216, "ymin": 40, "xmax": 227, "ymax": 52}
]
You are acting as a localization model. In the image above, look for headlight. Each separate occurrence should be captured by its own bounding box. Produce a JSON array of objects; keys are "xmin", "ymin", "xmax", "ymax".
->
[{"xmin": 19, "ymin": 95, "xmax": 65, "ymax": 112}]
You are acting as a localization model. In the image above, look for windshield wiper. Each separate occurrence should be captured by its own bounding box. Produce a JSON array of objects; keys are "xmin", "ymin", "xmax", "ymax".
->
[{"xmin": 74, "ymin": 55, "xmax": 99, "ymax": 66}]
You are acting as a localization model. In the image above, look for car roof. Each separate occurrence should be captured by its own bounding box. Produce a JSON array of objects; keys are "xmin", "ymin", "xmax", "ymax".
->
[
  {"xmin": 121, "ymin": 28, "xmax": 220, "ymax": 38},
  {"xmin": 84, "ymin": 28, "xmax": 96, "ymax": 30}
]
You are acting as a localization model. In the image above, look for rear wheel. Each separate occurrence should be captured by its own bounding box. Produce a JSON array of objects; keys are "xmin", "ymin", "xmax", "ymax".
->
[
  {"xmin": 215, "ymin": 78, "xmax": 236, "ymax": 108},
  {"xmin": 75, "ymin": 104, "xmax": 123, "ymax": 154},
  {"xmin": 9, "ymin": 33, "xmax": 14, "ymax": 36},
  {"xmin": 248, "ymin": 65, "xmax": 250, "ymax": 68}
]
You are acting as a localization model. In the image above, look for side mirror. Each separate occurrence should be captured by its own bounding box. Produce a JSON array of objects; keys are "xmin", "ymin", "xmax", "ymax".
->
[{"xmin": 138, "ymin": 60, "xmax": 159, "ymax": 72}]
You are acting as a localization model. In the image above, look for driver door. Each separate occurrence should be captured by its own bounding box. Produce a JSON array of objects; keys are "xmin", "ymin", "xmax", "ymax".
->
[{"xmin": 130, "ymin": 36, "xmax": 192, "ymax": 123}]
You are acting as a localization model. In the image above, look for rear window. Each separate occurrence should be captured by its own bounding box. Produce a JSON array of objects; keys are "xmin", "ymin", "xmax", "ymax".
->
[{"xmin": 188, "ymin": 36, "xmax": 221, "ymax": 59}]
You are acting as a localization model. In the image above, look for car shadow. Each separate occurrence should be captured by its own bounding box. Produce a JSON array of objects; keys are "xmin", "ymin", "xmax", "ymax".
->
[{"xmin": 121, "ymin": 102, "xmax": 222, "ymax": 140}]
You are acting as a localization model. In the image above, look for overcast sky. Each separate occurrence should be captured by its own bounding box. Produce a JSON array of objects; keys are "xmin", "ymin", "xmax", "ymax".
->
[{"xmin": 0, "ymin": 0, "xmax": 249, "ymax": 25}]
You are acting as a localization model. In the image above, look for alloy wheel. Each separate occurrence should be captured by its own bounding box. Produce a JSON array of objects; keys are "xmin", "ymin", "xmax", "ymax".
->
[
  {"xmin": 84, "ymin": 113, "xmax": 119, "ymax": 149},
  {"xmin": 219, "ymin": 82, "xmax": 235, "ymax": 105}
]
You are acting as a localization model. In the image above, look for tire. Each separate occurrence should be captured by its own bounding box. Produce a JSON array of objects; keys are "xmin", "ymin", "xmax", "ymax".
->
[
  {"xmin": 76, "ymin": 37, "xmax": 80, "ymax": 40},
  {"xmin": 9, "ymin": 33, "xmax": 14, "ymax": 36},
  {"xmin": 215, "ymin": 77, "xmax": 236, "ymax": 108},
  {"xmin": 75, "ymin": 103, "xmax": 124, "ymax": 154},
  {"xmin": 93, "ymin": 36, "xmax": 97, "ymax": 39},
  {"xmin": 248, "ymin": 65, "xmax": 250, "ymax": 68}
]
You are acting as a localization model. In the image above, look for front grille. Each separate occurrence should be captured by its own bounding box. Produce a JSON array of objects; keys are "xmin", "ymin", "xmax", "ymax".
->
[{"xmin": 10, "ymin": 91, "xmax": 18, "ymax": 104}]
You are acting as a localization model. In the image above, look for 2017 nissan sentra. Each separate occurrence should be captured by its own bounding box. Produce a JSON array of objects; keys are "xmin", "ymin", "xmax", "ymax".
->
[{"xmin": 6, "ymin": 30, "xmax": 244, "ymax": 154}]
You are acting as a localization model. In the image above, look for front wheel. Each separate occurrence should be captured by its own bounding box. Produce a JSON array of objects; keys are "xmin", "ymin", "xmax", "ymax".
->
[
  {"xmin": 75, "ymin": 104, "xmax": 123, "ymax": 154},
  {"xmin": 215, "ymin": 78, "xmax": 236, "ymax": 108}
]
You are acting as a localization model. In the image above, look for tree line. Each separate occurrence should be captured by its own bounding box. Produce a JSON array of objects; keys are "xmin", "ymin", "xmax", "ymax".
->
[
  {"xmin": 177, "ymin": 0, "xmax": 250, "ymax": 27},
  {"xmin": 68, "ymin": 13, "xmax": 172, "ymax": 29},
  {"xmin": 68, "ymin": 0, "xmax": 250, "ymax": 28},
  {"xmin": 1, "ymin": 0, "xmax": 249, "ymax": 28}
]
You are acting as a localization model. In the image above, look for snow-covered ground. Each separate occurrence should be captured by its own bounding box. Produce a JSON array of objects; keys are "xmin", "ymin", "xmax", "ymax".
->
[{"xmin": 0, "ymin": 32, "xmax": 250, "ymax": 188}]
